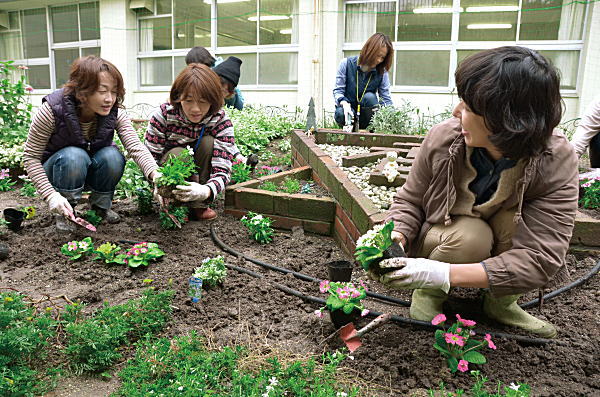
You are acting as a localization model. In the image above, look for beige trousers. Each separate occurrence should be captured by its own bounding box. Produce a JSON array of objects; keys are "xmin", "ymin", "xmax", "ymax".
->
[
  {"xmin": 417, "ymin": 207, "xmax": 517, "ymax": 263},
  {"xmin": 161, "ymin": 135, "xmax": 214, "ymax": 208}
]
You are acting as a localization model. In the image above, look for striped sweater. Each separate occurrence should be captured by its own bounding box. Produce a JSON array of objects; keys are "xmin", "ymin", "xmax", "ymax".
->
[
  {"xmin": 144, "ymin": 103, "xmax": 235, "ymax": 199},
  {"xmin": 24, "ymin": 102, "xmax": 159, "ymax": 201}
]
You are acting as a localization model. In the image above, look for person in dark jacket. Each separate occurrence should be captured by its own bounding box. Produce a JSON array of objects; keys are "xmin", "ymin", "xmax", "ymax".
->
[
  {"xmin": 333, "ymin": 32, "xmax": 394, "ymax": 131},
  {"xmin": 23, "ymin": 56, "xmax": 159, "ymax": 232}
]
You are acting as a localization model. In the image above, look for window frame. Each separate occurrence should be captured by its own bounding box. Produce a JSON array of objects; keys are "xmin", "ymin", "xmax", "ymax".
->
[
  {"xmin": 0, "ymin": 2, "xmax": 101, "ymax": 93},
  {"xmin": 343, "ymin": 0, "xmax": 588, "ymax": 95},
  {"xmin": 135, "ymin": 0, "xmax": 300, "ymax": 91}
]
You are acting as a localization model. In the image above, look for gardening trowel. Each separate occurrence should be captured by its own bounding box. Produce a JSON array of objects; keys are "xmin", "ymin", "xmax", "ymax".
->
[
  {"xmin": 339, "ymin": 313, "xmax": 392, "ymax": 352},
  {"xmin": 66, "ymin": 209, "xmax": 96, "ymax": 232}
]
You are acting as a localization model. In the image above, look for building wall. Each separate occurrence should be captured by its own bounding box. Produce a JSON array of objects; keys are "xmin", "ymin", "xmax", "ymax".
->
[{"xmin": 13, "ymin": 0, "xmax": 597, "ymax": 122}]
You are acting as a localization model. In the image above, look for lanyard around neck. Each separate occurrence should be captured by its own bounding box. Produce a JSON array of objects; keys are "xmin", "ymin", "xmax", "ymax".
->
[{"xmin": 356, "ymin": 68, "xmax": 372, "ymax": 115}]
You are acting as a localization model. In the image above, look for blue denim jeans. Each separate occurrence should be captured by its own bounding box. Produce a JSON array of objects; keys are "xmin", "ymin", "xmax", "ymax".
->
[
  {"xmin": 334, "ymin": 92, "xmax": 379, "ymax": 130},
  {"xmin": 43, "ymin": 146, "xmax": 125, "ymax": 209}
]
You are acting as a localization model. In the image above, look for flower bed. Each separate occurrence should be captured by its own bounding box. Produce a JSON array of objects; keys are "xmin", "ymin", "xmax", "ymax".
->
[{"xmin": 224, "ymin": 166, "xmax": 336, "ymax": 235}]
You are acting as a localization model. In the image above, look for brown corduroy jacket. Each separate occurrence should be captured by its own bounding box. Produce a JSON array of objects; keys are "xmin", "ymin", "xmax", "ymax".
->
[{"xmin": 385, "ymin": 117, "xmax": 579, "ymax": 297}]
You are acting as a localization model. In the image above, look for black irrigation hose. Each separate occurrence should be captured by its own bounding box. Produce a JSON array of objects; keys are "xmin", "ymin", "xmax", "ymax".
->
[
  {"xmin": 210, "ymin": 226, "xmax": 569, "ymax": 345},
  {"xmin": 210, "ymin": 226, "xmax": 411, "ymax": 307},
  {"xmin": 520, "ymin": 259, "xmax": 600, "ymax": 309}
]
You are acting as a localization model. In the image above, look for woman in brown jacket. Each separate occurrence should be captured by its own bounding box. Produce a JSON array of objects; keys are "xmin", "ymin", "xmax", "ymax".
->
[{"xmin": 379, "ymin": 47, "xmax": 579, "ymax": 338}]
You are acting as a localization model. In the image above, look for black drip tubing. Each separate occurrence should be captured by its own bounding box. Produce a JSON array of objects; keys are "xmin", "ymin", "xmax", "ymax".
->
[
  {"xmin": 210, "ymin": 226, "xmax": 578, "ymax": 345},
  {"xmin": 210, "ymin": 225, "xmax": 600, "ymax": 311}
]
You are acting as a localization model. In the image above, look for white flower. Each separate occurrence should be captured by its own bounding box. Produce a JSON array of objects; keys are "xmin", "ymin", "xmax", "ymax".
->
[
  {"xmin": 348, "ymin": 355, "xmax": 354, "ymax": 360},
  {"xmin": 269, "ymin": 377, "xmax": 278, "ymax": 386},
  {"xmin": 186, "ymin": 146, "xmax": 194, "ymax": 156},
  {"xmin": 178, "ymin": 386, "xmax": 184, "ymax": 391},
  {"xmin": 509, "ymin": 383, "xmax": 520, "ymax": 391},
  {"xmin": 336, "ymin": 392, "xmax": 348, "ymax": 397}
]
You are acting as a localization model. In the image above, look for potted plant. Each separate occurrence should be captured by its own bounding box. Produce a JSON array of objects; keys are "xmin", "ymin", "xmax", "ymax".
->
[
  {"xmin": 155, "ymin": 148, "xmax": 196, "ymax": 199},
  {"xmin": 354, "ymin": 221, "xmax": 405, "ymax": 276},
  {"xmin": 315, "ymin": 280, "xmax": 369, "ymax": 329}
]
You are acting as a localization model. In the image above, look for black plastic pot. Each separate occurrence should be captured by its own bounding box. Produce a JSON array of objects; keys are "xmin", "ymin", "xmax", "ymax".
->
[
  {"xmin": 369, "ymin": 241, "xmax": 406, "ymax": 276},
  {"xmin": 327, "ymin": 260, "xmax": 353, "ymax": 282},
  {"xmin": 330, "ymin": 309, "xmax": 358, "ymax": 329},
  {"xmin": 3, "ymin": 208, "xmax": 24, "ymax": 232}
]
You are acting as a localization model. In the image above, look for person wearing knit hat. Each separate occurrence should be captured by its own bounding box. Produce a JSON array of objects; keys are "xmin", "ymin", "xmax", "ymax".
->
[{"xmin": 213, "ymin": 56, "xmax": 244, "ymax": 111}]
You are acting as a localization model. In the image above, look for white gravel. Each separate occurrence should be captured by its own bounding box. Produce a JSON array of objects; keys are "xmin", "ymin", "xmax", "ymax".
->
[{"xmin": 317, "ymin": 143, "xmax": 400, "ymax": 210}]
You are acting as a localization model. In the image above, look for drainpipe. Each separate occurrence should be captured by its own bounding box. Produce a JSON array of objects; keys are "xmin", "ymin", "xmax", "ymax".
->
[{"xmin": 312, "ymin": 0, "xmax": 323, "ymax": 123}]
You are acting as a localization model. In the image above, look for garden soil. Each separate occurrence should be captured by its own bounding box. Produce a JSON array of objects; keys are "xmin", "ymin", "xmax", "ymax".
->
[{"xmin": 1, "ymin": 190, "xmax": 599, "ymax": 397}]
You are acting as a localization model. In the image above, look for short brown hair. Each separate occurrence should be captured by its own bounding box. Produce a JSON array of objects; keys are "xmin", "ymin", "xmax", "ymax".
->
[
  {"xmin": 185, "ymin": 46, "xmax": 215, "ymax": 67},
  {"xmin": 455, "ymin": 46, "xmax": 562, "ymax": 159},
  {"xmin": 358, "ymin": 33, "xmax": 393, "ymax": 75},
  {"xmin": 170, "ymin": 64, "xmax": 223, "ymax": 116},
  {"xmin": 63, "ymin": 56, "xmax": 125, "ymax": 107}
]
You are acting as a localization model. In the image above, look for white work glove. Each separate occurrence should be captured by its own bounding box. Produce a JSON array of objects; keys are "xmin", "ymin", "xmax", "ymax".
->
[
  {"xmin": 341, "ymin": 101, "xmax": 353, "ymax": 121},
  {"xmin": 47, "ymin": 191, "xmax": 73, "ymax": 218},
  {"xmin": 173, "ymin": 182, "xmax": 211, "ymax": 202},
  {"xmin": 150, "ymin": 170, "xmax": 165, "ymax": 207},
  {"xmin": 379, "ymin": 257, "xmax": 451, "ymax": 293}
]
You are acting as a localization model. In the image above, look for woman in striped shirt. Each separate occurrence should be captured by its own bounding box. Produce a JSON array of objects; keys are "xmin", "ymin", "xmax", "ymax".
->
[
  {"xmin": 144, "ymin": 63, "xmax": 236, "ymax": 221},
  {"xmin": 24, "ymin": 56, "xmax": 159, "ymax": 232}
]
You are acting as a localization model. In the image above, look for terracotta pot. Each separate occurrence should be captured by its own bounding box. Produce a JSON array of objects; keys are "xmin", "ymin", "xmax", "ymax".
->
[
  {"xmin": 3, "ymin": 208, "xmax": 24, "ymax": 232},
  {"xmin": 330, "ymin": 308, "xmax": 359, "ymax": 329},
  {"xmin": 327, "ymin": 260, "xmax": 353, "ymax": 282},
  {"xmin": 369, "ymin": 241, "xmax": 406, "ymax": 276}
]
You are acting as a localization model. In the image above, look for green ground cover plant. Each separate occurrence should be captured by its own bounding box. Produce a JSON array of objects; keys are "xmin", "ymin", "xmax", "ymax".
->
[
  {"xmin": 579, "ymin": 175, "xmax": 600, "ymax": 209},
  {"xmin": 114, "ymin": 333, "xmax": 359, "ymax": 397},
  {"xmin": 64, "ymin": 288, "xmax": 174, "ymax": 375},
  {"xmin": 135, "ymin": 187, "xmax": 154, "ymax": 215},
  {"xmin": 231, "ymin": 160, "xmax": 252, "ymax": 184},
  {"xmin": 0, "ymin": 292, "xmax": 60, "ymax": 397},
  {"xmin": 367, "ymin": 101, "xmax": 452, "ymax": 135},
  {"xmin": 160, "ymin": 205, "xmax": 189, "ymax": 230},
  {"xmin": 84, "ymin": 210, "xmax": 103, "ymax": 226},
  {"xmin": 259, "ymin": 176, "xmax": 302, "ymax": 194},
  {"xmin": 430, "ymin": 371, "xmax": 529, "ymax": 396}
]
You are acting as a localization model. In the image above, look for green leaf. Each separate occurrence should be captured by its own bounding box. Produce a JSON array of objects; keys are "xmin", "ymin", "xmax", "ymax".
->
[
  {"xmin": 435, "ymin": 330, "xmax": 447, "ymax": 347},
  {"xmin": 342, "ymin": 303, "xmax": 354, "ymax": 314},
  {"xmin": 446, "ymin": 356, "xmax": 458, "ymax": 373},
  {"xmin": 433, "ymin": 343, "xmax": 450, "ymax": 356},
  {"xmin": 463, "ymin": 350, "xmax": 486, "ymax": 364}
]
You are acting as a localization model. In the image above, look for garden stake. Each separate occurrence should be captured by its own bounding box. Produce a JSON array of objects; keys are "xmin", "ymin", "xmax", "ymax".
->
[{"xmin": 338, "ymin": 313, "xmax": 392, "ymax": 352}]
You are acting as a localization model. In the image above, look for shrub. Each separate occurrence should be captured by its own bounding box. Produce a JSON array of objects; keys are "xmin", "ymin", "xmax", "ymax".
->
[{"xmin": 367, "ymin": 101, "xmax": 452, "ymax": 135}]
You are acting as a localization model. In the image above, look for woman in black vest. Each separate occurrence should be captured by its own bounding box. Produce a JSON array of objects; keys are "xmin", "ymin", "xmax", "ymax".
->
[
  {"xmin": 333, "ymin": 33, "xmax": 394, "ymax": 131},
  {"xmin": 23, "ymin": 56, "xmax": 159, "ymax": 232}
]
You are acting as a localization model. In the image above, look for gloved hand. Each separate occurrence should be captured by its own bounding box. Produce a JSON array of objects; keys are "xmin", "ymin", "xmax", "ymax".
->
[
  {"xmin": 173, "ymin": 182, "xmax": 211, "ymax": 202},
  {"xmin": 341, "ymin": 101, "xmax": 353, "ymax": 123},
  {"xmin": 150, "ymin": 170, "xmax": 165, "ymax": 207},
  {"xmin": 47, "ymin": 191, "xmax": 73, "ymax": 218},
  {"xmin": 379, "ymin": 257, "xmax": 451, "ymax": 293}
]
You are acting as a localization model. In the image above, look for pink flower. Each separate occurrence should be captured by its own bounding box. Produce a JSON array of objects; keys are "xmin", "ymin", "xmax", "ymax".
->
[
  {"xmin": 456, "ymin": 327, "xmax": 462, "ymax": 333},
  {"xmin": 25, "ymin": 85, "xmax": 33, "ymax": 93},
  {"xmin": 0, "ymin": 169, "xmax": 9, "ymax": 179},
  {"xmin": 17, "ymin": 65, "xmax": 29, "ymax": 70},
  {"xmin": 431, "ymin": 313, "xmax": 446, "ymax": 325},
  {"xmin": 140, "ymin": 247, "xmax": 148, "ymax": 254},
  {"xmin": 484, "ymin": 333, "xmax": 497, "ymax": 350},
  {"xmin": 133, "ymin": 249, "xmax": 140, "ymax": 256},
  {"xmin": 361, "ymin": 309, "xmax": 369, "ymax": 317},
  {"xmin": 350, "ymin": 288, "xmax": 361, "ymax": 298},
  {"xmin": 314, "ymin": 309, "xmax": 324, "ymax": 318},
  {"xmin": 336, "ymin": 288, "xmax": 350, "ymax": 299},
  {"xmin": 457, "ymin": 359, "xmax": 469, "ymax": 372},
  {"xmin": 67, "ymin": 241, "xmax": 77, "ymax": 251},
  {"xmin": 456, "ymin": 314, "xmax": 476, "ymax": 327},
  {"xmin": 444, "ymin": 332, "xmax": 465, "ymax": 347},
  {"xmin": 319, "ymin": 280, "xmax": 330, "ymax": 293}
]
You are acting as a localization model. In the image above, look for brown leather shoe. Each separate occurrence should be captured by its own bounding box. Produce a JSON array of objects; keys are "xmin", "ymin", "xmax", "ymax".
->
[{"xmin": 189, "ymin": 207, "xmax": 218, "ymax": 221}]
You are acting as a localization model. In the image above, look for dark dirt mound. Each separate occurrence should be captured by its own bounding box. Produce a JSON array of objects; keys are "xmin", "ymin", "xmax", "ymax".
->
[{"xmin": 1, "ymin": 190, "xmax": 599, "ymax": 396}]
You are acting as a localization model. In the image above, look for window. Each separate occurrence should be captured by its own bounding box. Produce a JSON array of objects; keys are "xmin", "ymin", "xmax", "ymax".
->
[
  {"xmin": 136, "ymin": 0, "xmax": 299, "ymax": 88},
  {"xmin": 0, "ymin": 3, "xmax": 101, "ymax": 91},
  {"xmin": 344, "ymin": 0, "xmax": 587, "ymax": 92}
]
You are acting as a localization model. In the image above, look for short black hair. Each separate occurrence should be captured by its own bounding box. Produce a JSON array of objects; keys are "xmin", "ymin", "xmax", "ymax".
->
[
  {"xmin": 185, "ymin": 46, "xmax": 215, "ymax": 67},
  {"xmin": 455, "ymin": 46, "xmax": 562, "ymax": 159}
]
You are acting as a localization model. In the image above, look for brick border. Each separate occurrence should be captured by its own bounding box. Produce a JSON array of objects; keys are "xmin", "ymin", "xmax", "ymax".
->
[
  {"xmin": 291, "ymin": 128, "xmax": 600, "ymax": 253},
  {"xmin": 225, "ymin": 165, "xmax": 335, "ymax": 236}
]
